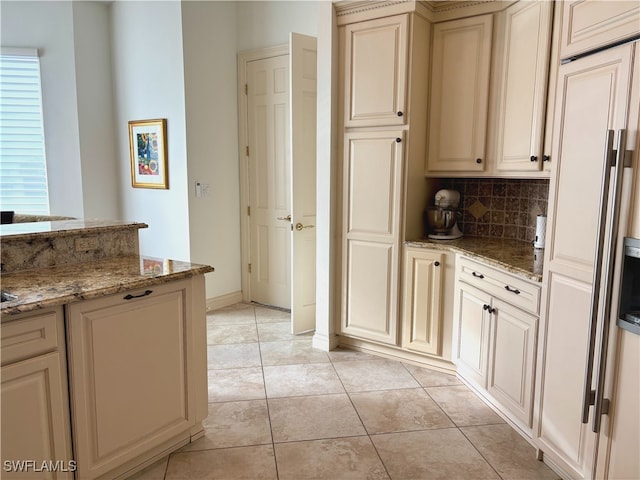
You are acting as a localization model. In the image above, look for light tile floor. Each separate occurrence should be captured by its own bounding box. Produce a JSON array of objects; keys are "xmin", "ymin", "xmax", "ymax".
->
[{"xmin": 129, "ymin": 303, "xmax": 560, "ymax": 480}]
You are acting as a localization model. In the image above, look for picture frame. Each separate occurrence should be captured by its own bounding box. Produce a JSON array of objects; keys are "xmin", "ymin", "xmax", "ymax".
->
[{"xmin": 128, "ymin": 118, "xmax": 168, "ymax": 189}]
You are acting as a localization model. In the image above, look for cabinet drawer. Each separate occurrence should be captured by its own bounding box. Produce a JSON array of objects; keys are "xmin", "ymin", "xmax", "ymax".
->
[
  {"xmin": 1, "ymin": 309, "xmax": 61, "ymax": 365},
  {"xmin": 458, "ymin": 257, "xmax": 540, "ymax": 315}
]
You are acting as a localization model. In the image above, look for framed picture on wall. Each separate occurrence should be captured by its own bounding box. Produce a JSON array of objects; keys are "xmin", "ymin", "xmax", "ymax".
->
[{"xmin": 128, "ymin": 118, "xmax": 168, "ymax": 189}]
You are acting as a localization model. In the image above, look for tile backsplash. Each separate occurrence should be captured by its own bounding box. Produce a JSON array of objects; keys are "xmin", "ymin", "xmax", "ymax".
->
[{"xmin": 437, "ymin": 178, "xmax": 549, "ymax": 242}]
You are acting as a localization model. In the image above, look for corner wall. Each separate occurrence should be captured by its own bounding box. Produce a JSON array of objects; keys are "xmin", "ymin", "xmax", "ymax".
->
[
  {"xmin": 181, "ymin": 1, "xmax": 240, "ymax": 301},
  {"xmin": 110, "ymin": 0, "xmax": 191, "ymax": 261}
]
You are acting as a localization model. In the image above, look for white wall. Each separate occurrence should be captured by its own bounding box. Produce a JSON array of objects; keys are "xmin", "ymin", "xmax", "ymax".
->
[
  {"xmin": 2, "ymin": 0, "xmax": 321, "ymax": 304},
  {"xmin": 72, "ymin": 1, "xmax": 120, "ymax": 220},
  {"xmin": 181, "ymin": 1, "xmax": 240, "ymax": 300},
  {"xmin": 236, "ymin": 1, "xmax": 318, "ymax": 51},
  {"xmin": 111, "ymin": 0, "xmax": 191, "ymax": 261},
  {"xmin": 1, "ymin": 1, "xmax": 84, "ymax": 218},
  {"xmin": 1, "ymin": 1, "xmax": 120, "ymax": 220}
]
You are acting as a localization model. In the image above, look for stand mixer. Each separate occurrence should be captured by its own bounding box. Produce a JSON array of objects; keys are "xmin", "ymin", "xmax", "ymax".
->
[{"xmin": 424, "ymin": 189, "xmax": 463, "ymax": 240}]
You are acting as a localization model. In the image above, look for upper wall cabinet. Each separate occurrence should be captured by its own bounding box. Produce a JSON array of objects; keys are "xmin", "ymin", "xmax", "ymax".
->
[
  {"xmin": 344, "ymin": 14, "xmax": 409, "ymax": 127},
  {"xmin": 426, "ymin": 15, "xmax": 493, "ymax": 173},
  {"xmin": 494, "ymin": 1, "xmax": 553, "ymax": 173},
  {"xmin": 559, "ymin": 0, "xmax": 640, "ymax": 60}
]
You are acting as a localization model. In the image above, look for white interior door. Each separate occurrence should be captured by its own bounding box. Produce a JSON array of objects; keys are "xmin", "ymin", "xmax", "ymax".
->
[
  {"xmin": 247, "ymin": 54, "xmax": 291, "ymax": 309},
  {"xmin": 290, "ymin": 33, "xmax": 317, "ymax": 334}
]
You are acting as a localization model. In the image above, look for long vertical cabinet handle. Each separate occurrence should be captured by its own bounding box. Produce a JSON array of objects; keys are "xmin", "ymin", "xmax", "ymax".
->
[
  {"xmin": 581, "ymin": 129, "xmax": 616, "ymax": 425},
  {"xmin": 592, "ymin": 130, "xmax": 630, "ymax": 433}
]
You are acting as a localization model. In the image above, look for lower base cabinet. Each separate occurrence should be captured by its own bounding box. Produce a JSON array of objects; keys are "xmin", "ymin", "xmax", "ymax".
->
[
  {"xmin": 66, "ymin": 278, "xmax": 206, "ymax": 480},
  {"xmin": 0, "ymin": 308, "xmax": 74, "ymax": 480},
  {"xmin": 401, "ymin": 248, "xmax": 444, "ymax": 356},
  {"xmin": 455, "ymin": 256, "xmax": 540, "ymax": 431}
]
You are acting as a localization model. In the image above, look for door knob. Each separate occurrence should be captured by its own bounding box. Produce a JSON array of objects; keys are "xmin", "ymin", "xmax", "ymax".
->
[
  {"xmin": 277, "ymin": 215, "xmax": 292, "ymax": 221},
  {"xmin": 295, "ymin": 222, "xmax": 315, "ymax": 231}
]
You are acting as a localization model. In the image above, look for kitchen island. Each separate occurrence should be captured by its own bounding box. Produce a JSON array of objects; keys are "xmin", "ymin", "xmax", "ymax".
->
[{"xmin": 0, "ymin": 219, "xmax": 214, "ymax": 480}]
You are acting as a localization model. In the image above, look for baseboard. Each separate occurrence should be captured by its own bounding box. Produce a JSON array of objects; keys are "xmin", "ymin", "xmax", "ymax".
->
[
  {"xmin": 312, "ymin": 332, "xmax": 340, "ymax": 351},
  {"xmin": 206, "ymin": 291, "xmax": 243, "ymax": 311}
]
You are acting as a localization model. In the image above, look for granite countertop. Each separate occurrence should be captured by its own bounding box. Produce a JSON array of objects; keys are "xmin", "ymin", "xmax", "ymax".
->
[
  {"xmin": 0, "ymin": 255, "xmax": 215, "ymax": 317},
  {"xmin": 406, "ymin": 237, "xmax": 543, "ymax": 282},
  {"xmin": 0, "ymin": 219, "xmax": 148, "ymax": 242}
]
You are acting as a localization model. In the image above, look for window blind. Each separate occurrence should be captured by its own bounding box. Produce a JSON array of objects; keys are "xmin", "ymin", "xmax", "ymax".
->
[{"xmin": 0, "ymin": 48, "xmax": 49, "ymax": 215}]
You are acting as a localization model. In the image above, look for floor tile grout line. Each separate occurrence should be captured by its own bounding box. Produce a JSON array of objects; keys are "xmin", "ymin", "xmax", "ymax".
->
[
  {"xmin": 457, "ymin": 425, "xmax": 506, "ymax": 480},
  {"xmin": 165, "ymin": 303, "xmax": 549, "ymax": 480},
  {"xmin": 328, "ymin": 359, "xmax": 394, "ymax": 479}
]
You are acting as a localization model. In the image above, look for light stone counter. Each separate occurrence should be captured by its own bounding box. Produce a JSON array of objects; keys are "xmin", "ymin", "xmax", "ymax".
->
[
  {"xmin": 406, "ymin": 237, "xmax": 543, "ymax": 282},
  {"xmin": 1, "ymin": 219, "xmax": 148, "ymax": 273},
  {"xmin": 0, "ymin": 255, "xmax": 214, "ymax": 316},
  {"xmin": 0, "ymin": 218, "xmax": 214, "ymax": 316}
]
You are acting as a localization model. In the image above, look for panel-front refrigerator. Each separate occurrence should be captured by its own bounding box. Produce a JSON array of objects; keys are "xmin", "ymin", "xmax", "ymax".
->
[{"xmin": 535, "ymin": 39, "xmax": 640, "ymax": 479}]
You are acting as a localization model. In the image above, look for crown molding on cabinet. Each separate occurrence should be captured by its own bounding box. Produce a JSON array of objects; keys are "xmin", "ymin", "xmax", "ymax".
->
[{"xmin": 334, "ymin": 0, "xmax": 516, "ymax": 24}]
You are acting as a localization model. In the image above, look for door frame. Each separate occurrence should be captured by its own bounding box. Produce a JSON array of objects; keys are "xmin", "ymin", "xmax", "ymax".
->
[{"xmin": 237, "ymin": 45, "xmax": 289, "ymax": 304}]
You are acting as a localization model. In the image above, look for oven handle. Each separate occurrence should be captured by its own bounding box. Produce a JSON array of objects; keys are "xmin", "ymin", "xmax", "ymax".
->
[{"xmin": 581, "ymin": 129, "xmax": 615, "ymax": 425}]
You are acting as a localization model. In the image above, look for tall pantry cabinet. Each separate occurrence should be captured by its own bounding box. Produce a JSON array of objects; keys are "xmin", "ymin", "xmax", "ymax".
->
[
  {"xmin": 338, "ymin": 9, "xmax": 430, "ymax": 346},
  {"xmin": 534, "ymin": 4, "xmax": 640, "ymax": 477}
]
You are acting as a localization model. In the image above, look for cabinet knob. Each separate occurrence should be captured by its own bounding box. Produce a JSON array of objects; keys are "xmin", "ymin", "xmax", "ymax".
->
[
  {"xmin": 530, "ymin": 155, "xmax": 538, "ymax": 162},
  {"xmin": 434, "ymin": 261, "xmax": 440, "ymax": 267},
  {"xmin": 396, "ymin": 138, "xmax": 402, "ymax": 143},
  {"xmin": 397, "ymin": 111, "xmax": 403, "ymax": 117},
  {"xmin": 543, "ymin": 155, "xmax": 551, "ymax": 162},
  {"xmin": 476, "ymin": 158, "xmax": 482, "ymax": 164}
]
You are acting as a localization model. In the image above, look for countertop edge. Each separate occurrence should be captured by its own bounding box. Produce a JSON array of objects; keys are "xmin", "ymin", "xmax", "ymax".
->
[
  {"xmin": 405, "ymin": 240, "xmax": 543, "ymax": 283},
  {"xmin": 0, "ymin": 263, "xmax": 214, "ymax": 317},
  {"xmin": 0, "ymin": 221, "xmax": 149, "ymax": 242}
]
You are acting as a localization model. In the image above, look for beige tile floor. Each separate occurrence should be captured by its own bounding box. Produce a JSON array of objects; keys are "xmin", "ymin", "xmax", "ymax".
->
[{"xmin": 129, "ymin": 303, "xmax": 560, "ymax": 480}]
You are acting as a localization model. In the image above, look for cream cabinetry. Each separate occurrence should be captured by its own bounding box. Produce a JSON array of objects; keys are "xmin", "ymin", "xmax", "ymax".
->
[
  {"xmin": 559, "ymin": 0, "xmax": 640, "ymax": 60},
  {"xmin": 535, "ymin": 41, "xmax": 638, "ymax": 480},
  {"xmin": 343, "ymin": 15, "xmax": 408, "ymax": 127},
  {"xmin": 339, "ymin": 10, "xmax": 430, "ymax": 348},
  {"xmin": 401, "ymin": 248, "xmax": 444, "ymax": 356},
  {"xmin": 425, "ymin": 0, "xmax": 556, "ymax": 177},
  {"xmin": 426, "ymin": 15, "xmax": 493, "ymax": 173},
  {"xmin": 455, "ymin": 256, "xmax": 540, "ymax": 431},
  {"xmin": 341, "ymin": 131, "xmax": 404, "ymax": 345},
  {"xmin": 494, "ymin": 1, "xmax": 553, "ymax": 173},
  {"xmin": 66, "ymin": 277, "xmax": 207, "ymax": 480},
  {"xmin": 1, "ymin": 308, "xmax": 73, "ymax": 480}
]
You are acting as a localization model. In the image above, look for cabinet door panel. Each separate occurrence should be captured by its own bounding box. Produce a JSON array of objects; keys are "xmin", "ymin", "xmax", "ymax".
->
[
  {"xmin": 67, "ymin": 282, "xmax": 192, "ymax": 479},
  {"xmin": 539, "ymin": 273, "xmax": 595, "ymax": 476},
  {"xmin": 340, "ymin": 131, "xmax": 403, "ymax": 346},
  {"xmin": 495, "ymin": 1, "xmax": 552, "ymax": 172},
  {"xmin": 488, "ymin": 299, "xmax": 536, "ymax": 426},
  {"xmin": 456, "ymin": 282, "xmax": 492, "ymax": 387},
  {"xmin": 402, "ymin": 249, "xmax": 444, "ymax": 355},
  {"xmin": 427, "ymin": 15, "xmax": 492, "ymax": 172},
  {"xmin": 344, "ymin": 14, "xmax": 408, "ymax": 127},
  {"xmin": 345, "ymin": 133, "xmax": 402, "ymax": 236},
  {"xmin": 1, "ymin": 353, "xmax": 73, "ymax": 480},
  {"xmin": 547, "ymin": 45, "xmax": 633, "ymax": 283},
  {"xmin": 560, "ymin": 0, "xmax": 640, "ymax": 59},
  {"xmin": 343, "ymin": 240, "xmax": 397, "ymax": 345}
]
